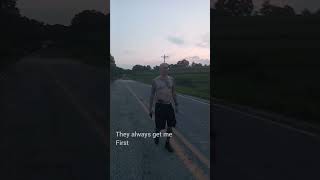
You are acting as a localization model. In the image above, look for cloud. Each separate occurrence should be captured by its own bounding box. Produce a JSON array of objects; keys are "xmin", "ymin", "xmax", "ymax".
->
[
  {"xmin": 197, "ymin": 59, "xmax": 210, "ymax": 65},
  {"xmin": 123, "ymin": 49, "xmax": 135, "ymax": 55},
  {"xmin": 167, "ymin": 36, "xmax": 185, "ymax": 46},
  {"xmin": 183, "ymin": 56, "xmax": 210, "ymax": 65},
  {"xmin": 196, "ymin": 32, "xmax": 210, "ymax": 48}
]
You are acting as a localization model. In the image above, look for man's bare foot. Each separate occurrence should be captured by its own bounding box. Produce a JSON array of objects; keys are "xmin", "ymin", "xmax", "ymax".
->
[{"xmin": 154, "ymin": 137, "xmax": 159, "ymax": 145}]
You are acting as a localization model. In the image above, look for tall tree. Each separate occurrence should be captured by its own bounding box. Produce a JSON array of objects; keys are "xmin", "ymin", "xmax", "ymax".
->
[
  {"xmin": 177, "ymin": 59, "xmax": 190, "ymax": 67},
  {"xmin": 69, "ymin": 10, "xmax": 108, "ymax": 58},
  {"xmin": 315, "ymin": 9, "xmax": 320, "ymax": 16},
  {"xmin": 213, "ymin": 0, "xmax": 254, "ymax": 16},
  {"xmin": 301, "ymin": 9, "xmax": 312, "ymax": 16},
  {"xmin": 71, "ymin": 10, "xmax": 107, "ymax": 32},
  {"xmin": 259, "ymin": 0, "xmax": 296, "ymax": 16},
  {"xmin": 0, "ymin": 0, "xmax": 19, "ymax": 15}
]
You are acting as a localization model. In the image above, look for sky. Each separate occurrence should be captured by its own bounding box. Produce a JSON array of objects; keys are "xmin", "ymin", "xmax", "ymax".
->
[
  {"xmin": 111, "ymin": 0, "xmax": 210, "ymax": 69},
  {"xmin": 17, "ymin": 0, "xmax": 108, "ymax": 25},
  {"xmin": 17, "ymin": 0, "xmax": 320, "ymax": 69}
]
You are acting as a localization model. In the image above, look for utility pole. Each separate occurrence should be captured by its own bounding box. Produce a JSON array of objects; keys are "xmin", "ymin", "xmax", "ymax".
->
[{"xmin": 161, "ymin": 54, "xmax": 169, "ymax": 63}]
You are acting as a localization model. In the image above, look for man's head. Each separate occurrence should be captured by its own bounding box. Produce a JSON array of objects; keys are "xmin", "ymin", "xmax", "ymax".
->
[{"xmin": 159, "ymin": 63, "xmax": 169, "ymax": 76}]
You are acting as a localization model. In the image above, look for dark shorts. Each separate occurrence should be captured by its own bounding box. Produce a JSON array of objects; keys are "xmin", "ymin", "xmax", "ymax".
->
[{"xmin": 155, "ymin": 102, "xmax": 176, "ymax": 130}]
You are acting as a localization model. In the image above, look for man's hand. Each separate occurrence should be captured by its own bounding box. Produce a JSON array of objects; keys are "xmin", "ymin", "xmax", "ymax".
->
[
  {"xmin": 149, "ymin": 110, "xmax": 153, "ymax": 118},
  {"xmin": 175, "ymin": 105, "xmax": 179, "ymax": 114}
]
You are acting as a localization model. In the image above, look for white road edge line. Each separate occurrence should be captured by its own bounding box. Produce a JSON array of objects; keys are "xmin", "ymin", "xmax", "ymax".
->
[
  {"xmin": 126, "ymin": 80, "xmax": 210, "ymax": 105},
  {"xmin": 124, "ymin": 81, "xmax": 210, "ymax": 168},
  {"xmin": 213, "ymin": 103, "xmax": 320, "ymax": 138},
  {"xmin": 123, "ymin": 82, "xmax": 210, "ymax": 180},
  {"xmin": 178, "ymin": 94, "xmax": 210, "ymax": 106},
  {"xmin": 127, "ymin": 80, "xmax": 318, "ymax": 138}
]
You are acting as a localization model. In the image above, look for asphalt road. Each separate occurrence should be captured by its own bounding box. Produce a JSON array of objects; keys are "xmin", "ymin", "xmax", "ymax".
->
[
  {"xmin": 213, "ymin": 103, "xmax": 320, "ymax": 180},
  {"xmin": 0, "ymin": 57, "xmax": 108, "ymax": 179},
  {"xmin": 110, "ymin": 80, "xmax": 210, "ymax": 180},
  {"xmin": 4, "ymin": 57, "xmax": 318, "ymax": 180},
  {"xmin": 114, "ymin": 79, "xmax": 320, "ymax": 180}
]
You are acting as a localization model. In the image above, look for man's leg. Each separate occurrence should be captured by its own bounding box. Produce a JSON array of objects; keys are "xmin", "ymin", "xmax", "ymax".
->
[
  {"xmin": 154, "ymin": 128, "xmax": 160, "ymax": 145},
  {"xmin": 166, "ymin": 127, "xmax": 172, "ymax": 143},
  {"xmin": 165, "ymin": 127, "xmax": 173, "ymax": 152}
]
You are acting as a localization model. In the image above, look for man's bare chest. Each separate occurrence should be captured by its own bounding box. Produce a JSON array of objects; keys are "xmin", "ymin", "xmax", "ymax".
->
[{"xmin": 155, "ymin": 78, "xmax": 173, "ymax": 91}]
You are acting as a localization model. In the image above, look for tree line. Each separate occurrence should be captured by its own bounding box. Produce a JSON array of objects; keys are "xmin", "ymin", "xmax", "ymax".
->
[
  {"xmin": 1, "ymin": 0, "xmax": 108, "ymax": 69},
  {"xmin": 212, "ymin": 0, "xmax": 320, "ymax": 16},
  {"xmin": 131, "ymin": 59, "xmax": 209, "ymax": 72},
  {"xmin": 212, "ymin": 0, "xmax": 320, "ymax": 122},
  {"xmin": 110, "ymin": 57, "xmax": 210, "ymax": 81}
]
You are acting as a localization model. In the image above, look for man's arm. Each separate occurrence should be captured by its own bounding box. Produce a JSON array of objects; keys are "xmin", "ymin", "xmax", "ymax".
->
[
  {"xmin": 149, "ymin": 80, "xmax": 156, "ymax": 113},
  {"xmin": 172, "ymin": 78, "xmax": 178, "ymax": 107}
]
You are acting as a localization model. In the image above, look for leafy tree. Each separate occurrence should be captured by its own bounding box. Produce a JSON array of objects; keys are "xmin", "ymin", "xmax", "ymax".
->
[
  {"xmin": 191, "ymin": 62, "xmax": 203, "ymax": 67},
  {"xmin": 283, "ymin": 5, "xmax": 296, "ymax": 16},
  {"xmin": 213, "ymin": 0, "xmax": 231, "ymax": 16},
  {"xmin": 301, "ymin": 9, "xmax": 312, "ymax": 16},
  {"xmin": 213, "ymin": 0, "xmax": 254, "ymax": 16},
  {"xmin": 69, "ymin": 10, "xmax": 108, "ymax": 59},
  {"xmin": 153, "ymin": 65, "xmax": 160, "ymax": 71},
  {"xmin": 146, "ymin": 65, "xmax": 151, "ymax": 71},
  {"xmin": 177, "ymin": 59, "xmax": 189, "ymax": 67},
  {"xmin": 0, "ymin": 0, "xmax": 19, "ymax": 15},
  {"xmin": 110, "ymin": 54, "xmax": 116, "ymax": 67},
  {"xmin": 132, "ymin": 65, "xmax": 151, "ymax": 72},
  {"xmin": 71, "ymin": 10, "xmax": 107, "ymax": 31},
  {"xmin": 111, "ymin": 54, "xmax": 122, "ymax": 80},
  {"xmin": 314, "ymin": 9, "xmax": 320, "ymax": 16},
  {"xmin": 259, "ymin": 0, "xmax": 296, "ymax": 16},
  {"xmin": 167, "ymin": 64, "xmax": 178, "ymax": 70}
]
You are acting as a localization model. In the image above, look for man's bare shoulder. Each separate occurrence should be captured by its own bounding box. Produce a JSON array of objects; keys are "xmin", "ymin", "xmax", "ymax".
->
[{"xmin": 167, "ymin": 76, "xmax": 175, "ymax": 83}]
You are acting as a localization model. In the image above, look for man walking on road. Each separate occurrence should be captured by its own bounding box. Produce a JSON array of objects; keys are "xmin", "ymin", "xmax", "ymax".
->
[{"xmin": 149, "ymin": 63, "xmax": 179, "ymax": 152}]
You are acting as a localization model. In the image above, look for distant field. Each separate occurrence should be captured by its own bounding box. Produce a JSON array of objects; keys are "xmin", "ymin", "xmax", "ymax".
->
[
  {"xmin": 215, "ymin": 65, "xmax": 320, "ymax": 124},
  {"xmin": 127, "ymin": 70, "xmax": 210, "ymax": 100},
  {"xmin": 213, "ymin": 16, "xmax": 320, "ymax": 124}
]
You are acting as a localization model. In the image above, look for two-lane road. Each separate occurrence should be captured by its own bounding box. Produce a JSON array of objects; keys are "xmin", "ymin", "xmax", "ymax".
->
[
  {"xmin": 4, "ymin": 57, "xmax": 318, "ymax": 180},
  {"xmin": 0, "ymin": 57, "xmax": 108, "ymax": 179},
  {"xmin": 213, "ymin": 102, "xmax": 320, "ymax": 180},
  {"xmin": 111, "ymin": 79, "xmax": 210, "ymax": 180},
  {"xmin": 123, "ymin": 80, "xmax": 210, "ymax": 159}
]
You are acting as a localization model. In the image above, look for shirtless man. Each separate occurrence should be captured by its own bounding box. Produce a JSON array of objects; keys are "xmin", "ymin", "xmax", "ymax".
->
[{"xmin": 149, "ymin": 63, "xmax": 178, "ymax": 152}]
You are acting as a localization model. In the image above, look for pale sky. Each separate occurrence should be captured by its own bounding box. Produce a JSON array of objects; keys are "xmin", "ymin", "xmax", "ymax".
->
[{"xmin": 111, "ymin": 0, "xmax": 210, "ymax": 69}]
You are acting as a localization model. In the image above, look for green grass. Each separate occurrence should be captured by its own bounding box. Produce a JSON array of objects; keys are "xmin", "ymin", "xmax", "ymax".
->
[
  {"xmin": 215, "ymin": 73, "xmax": 320, "ymax": 124},
  {"xmin": 127, "ymin": 71, "xmax": 210, "ymax": 100}
]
